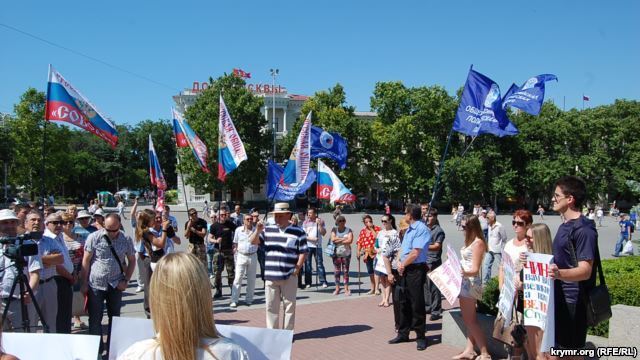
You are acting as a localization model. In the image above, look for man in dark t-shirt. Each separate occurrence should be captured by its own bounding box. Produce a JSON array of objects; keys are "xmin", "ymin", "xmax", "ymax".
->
[
  {"xmin": 184, "ymin": 208, "xmax": 208, "ymax": 268},
  {"xmin": 424, "ymin": 208, "xmax": 445, "ymax": 321},
  {"xmin": 550, "ymin": 176, "xmax": 597, "ymax": 350},
  {"xmin": 209, "ymin": 207, "xmax": 237, "ymax": 298}
]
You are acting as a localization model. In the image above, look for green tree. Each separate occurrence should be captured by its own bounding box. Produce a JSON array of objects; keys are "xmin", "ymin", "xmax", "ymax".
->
[{"xmin": 182, "ymin": 74, "xmax": 271, "ymax": 196}]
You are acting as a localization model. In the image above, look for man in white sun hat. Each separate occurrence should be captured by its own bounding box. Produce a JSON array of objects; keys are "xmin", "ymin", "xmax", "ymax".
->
[{"xmin": 250, "ymin": 203, "xmax": 307, "ymax": 330}]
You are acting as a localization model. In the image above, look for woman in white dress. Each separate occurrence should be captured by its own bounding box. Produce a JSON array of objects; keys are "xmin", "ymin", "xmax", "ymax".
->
[
  {"xmin": 118, "ymin": 253, "xmax": 248, "ymax": 360},
  {"xmin": 453, "ymin": 215, "xmax": 490, "ymax": 360},
  {"xmin": 374, "ymin": 214, "xmax": 398, "ymax": 307}
]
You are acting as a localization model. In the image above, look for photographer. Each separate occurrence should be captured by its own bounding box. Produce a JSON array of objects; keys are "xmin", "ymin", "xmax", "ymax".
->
[{"xmin": 0, "ymin": 209, "xmax": 42, "ymax": 331}]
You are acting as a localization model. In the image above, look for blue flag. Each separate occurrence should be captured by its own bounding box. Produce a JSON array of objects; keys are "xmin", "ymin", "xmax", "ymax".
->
[
  {"xmin": 310, "ymin": 126, "xmax": 348, "ymax": 169},
  {"xmin": 453, "ymin": 68, "xmax": 519, "ymax": 138},
  {"xmin": 502, "ymin": 74, "xmax": 558, "ymax": 115},
  {"xmin": 267, "ymin": 160, "xmax": 316, "ymax": 201}
]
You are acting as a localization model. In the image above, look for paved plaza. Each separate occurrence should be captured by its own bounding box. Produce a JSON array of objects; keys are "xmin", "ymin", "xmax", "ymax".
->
[{"xmin": 82, "ymin": 207, "xmax": 631, "ymax": 358}]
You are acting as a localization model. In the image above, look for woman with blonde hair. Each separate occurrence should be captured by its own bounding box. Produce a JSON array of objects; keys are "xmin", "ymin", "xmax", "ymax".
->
[
  {"xmin": 118, "ymin": 253, "xmax": 248, "ymax": 359},
  {"xmin": 518, "ymin": 223, "xmax": 553, "ymax": 360},
  {"xmin": 453, "ymin": 215, "xmax": 490, "ymax": 360}
]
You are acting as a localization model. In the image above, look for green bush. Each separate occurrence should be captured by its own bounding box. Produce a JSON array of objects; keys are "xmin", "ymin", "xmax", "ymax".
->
[
  {"xmin": 164, "ymin": 190, "xmax": 178, "ymax": 205},
  {"xmin": 588, "ymin": 256, "xmax": 640, "ymax": 337},
  {"xmin": 477, "ymin": 277, "xmax": 500, "ymax": 316}
]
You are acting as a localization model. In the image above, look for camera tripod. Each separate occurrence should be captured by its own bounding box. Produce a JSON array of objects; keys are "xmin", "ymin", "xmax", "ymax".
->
[{"xmin": 0, "ymin": 256, "xmax": 48, "ymax": 333}]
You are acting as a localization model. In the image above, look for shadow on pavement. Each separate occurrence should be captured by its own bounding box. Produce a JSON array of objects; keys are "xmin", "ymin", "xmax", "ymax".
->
[
  {"xmin": 293, "ymin": 324, "xmax": 372, "ymax": 340},
  {"xmin": 215, "ymin": 319, "xmax": 250, "ymax": 325}
]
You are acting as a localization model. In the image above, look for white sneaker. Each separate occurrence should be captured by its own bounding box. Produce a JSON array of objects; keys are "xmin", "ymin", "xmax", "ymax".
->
[
  {"xmin": 230, "ymin": 302, "xmax": 237, "ymax": 308},
  {"xmin": 322, "ymin": 283, "xmax": 328, "ymax": 288},
  {"xmin": 305, "ymin": 284, "xmax": 311, "ymax": 289},
  {"xmin": 209, "ymin": 275, "xmax": 214, "ymax": 279},
  {"xmin": 135, "ymin": 286, "xmax": 144, "ymax": 293}
]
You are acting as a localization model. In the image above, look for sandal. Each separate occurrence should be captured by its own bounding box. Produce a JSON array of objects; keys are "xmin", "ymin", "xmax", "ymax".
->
[
  {"xmin": 333, "ymin": 288, "xmax": 341, "ymax": 295},
  {"xmin": 366, "ymin": 289, "xmax": 375, "ymax": 295},
  {"xmin": 344, "ymin": 289, "xmax": 351, "ymax": 296},
  {"xmin": 383, "ymin": 303, "xmax": 390, "ymax": 307},
  {"xmin": 451, "ymin": 351, "xmax": 477, "ymax": 360}
]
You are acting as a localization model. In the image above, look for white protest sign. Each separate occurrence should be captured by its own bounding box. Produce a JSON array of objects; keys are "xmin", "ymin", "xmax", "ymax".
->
[
  {"xmin": 428, "ymin": 244, "xmax": 462, "ymax": 305},
  {"xmin": 496, "ymin": 251, "xmax": 517, "ymax": 323},
  {"xmin": 3, "ymin": 332, "xmax": 101, "ymax": 359},
  {"xmin": 110, "ymin": 316, "xmax": 293, "ymax": 360},
  {"xmin": 523, "ymin": 252, "xmax": 555, "ymax": 352}
]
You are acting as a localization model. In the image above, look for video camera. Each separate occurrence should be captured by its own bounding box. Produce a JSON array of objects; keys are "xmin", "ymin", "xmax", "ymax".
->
[{"xmin": 0, "ymin": 232, "xmax": 41, "ymax": 259}]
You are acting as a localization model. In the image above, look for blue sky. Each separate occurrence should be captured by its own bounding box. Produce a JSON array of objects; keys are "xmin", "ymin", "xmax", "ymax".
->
[{"xmin": 1, "ymin": 1, "xmax": 638, "ymax": 125}]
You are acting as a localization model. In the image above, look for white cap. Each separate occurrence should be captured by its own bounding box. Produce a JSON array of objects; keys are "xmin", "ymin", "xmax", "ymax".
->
[
  {"xmin": 0, "ymin": 209, "xmax": 19, "ymax": 222},
  {"xmin": 94, "ymin": 209, "xmax": 105, "ymax": 218}
]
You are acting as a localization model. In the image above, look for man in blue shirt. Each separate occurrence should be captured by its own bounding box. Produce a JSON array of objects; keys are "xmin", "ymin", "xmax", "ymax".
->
[
  {"xmin": 549, "ymin": 176, "xmax": 597, "ymax": 350},
  {"xmin": 613, "ymin": 213, "xmax": 632, "ymax": 257},
  {"xmin": 388, "ymin": 204, "xmax": 431, "ymax": 351}
]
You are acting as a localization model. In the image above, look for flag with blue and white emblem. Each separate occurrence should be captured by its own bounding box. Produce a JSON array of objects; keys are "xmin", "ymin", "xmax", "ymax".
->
[
  {"xmin": 452, "ymin": 68, "xmax": 519, "ymax": 138},
  {"xmin": 502, "ymin": 74, "xmax": 558, "ymax": 115},
  {"xmin": 310, "ymin": 126, "xmax": 348, "ymax": 169}
]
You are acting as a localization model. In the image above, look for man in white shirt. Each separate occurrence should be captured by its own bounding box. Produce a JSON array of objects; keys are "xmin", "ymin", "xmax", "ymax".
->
[
  {"xmin": 230, "ymin": 214, "xmax": 258, "ymax": 308},
  {"xmin": 596, "ymin": 207, "xmax": 604, "ymax": 227},
  {"xmin": 302, "ymin": 208, "xmax": 328, "ymax": 288},
  {"xmin": 481, "ymin": 211, "xmax": 507, "ymax": 284}
]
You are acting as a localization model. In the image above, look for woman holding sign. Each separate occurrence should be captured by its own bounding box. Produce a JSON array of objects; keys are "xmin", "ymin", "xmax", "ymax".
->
[
  {"xmin": 454, "ymin": 215, "xmax": 490, "ymax": 360},
  {"xmin": 498, "ymin": 210, "xmax": 532, "ymax": 358},
  {"xmin": 518, "ymin": 223, "xmax": 553, "ymax": 360}
]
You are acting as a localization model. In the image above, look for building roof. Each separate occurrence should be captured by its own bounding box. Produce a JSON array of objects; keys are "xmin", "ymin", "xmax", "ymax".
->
[{"xmin": 289, "ymin": 94, "xmax": 309, "ymax": 101}]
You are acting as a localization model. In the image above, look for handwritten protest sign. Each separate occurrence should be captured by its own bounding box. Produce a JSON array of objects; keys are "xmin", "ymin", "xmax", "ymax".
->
[
  {"xmin": 428, "ymin": 244, "xmax": 462, "ymax": 305},
  {"xmin": 496, "ymin": 251, "xmax": 517, "ymax": 323},
  {"xmin": 523, "ymin": 252, "xmax": 555, "ymax": 352}
]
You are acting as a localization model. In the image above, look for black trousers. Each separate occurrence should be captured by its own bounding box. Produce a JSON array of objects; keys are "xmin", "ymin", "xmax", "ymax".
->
[
  {"xmin": 54, "ymin": 276, "xmax": 72, "ymax": 334},
  {"xmin": 390, "ymin": 269, "xmax": 401, "ymax": 330},
  {"xmin": 425, "ymin": 261, "xmax": 442, "ymax": 316},
  {"xmin": 142, "ymin": 256, "xmax": 152, "ymax": 318},
  {"xmin": 397, "ymin": 263, "xmax": 426, "ymax": 339}
]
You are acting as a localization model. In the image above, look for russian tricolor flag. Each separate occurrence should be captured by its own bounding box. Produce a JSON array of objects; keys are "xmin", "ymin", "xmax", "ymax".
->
[
  {"xmin": 172, "ymin": 113, "xmax": 188, "ymax": 148},
  {"xmin": 172, "ymin": 108, "xmax": 210, "ymax": 173},
  {"xmin": 317, "ymin": 159, "xmax": 356, "ymax": 204},
  {"xmin": 149, "ymin": 135, "xmax": 167, "ymax": 190},
  {"xmin": 282, "ymin": 111, "xmax": 312, "ymax": 185},
  {"xmin": 45, "ymin": 65, "xmax": 118, "ymax": 148},
  {"xmin": 218, "ymin": 95, "xmax": 247, "ymax": 181}
]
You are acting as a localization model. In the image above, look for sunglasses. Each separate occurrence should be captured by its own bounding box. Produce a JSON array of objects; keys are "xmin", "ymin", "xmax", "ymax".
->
[
  {"xmin": 461, "ymin": 225, "xmax": 467, "ymax": 230},
  {"xmin": 337, "ymin": 220, "xmax": 345, "ymax": 223},
  {"xmin": 62, "ymin": 221, "xmax": 74, "ymax": 225},
  {"xmin": 381, "ymin": 220, "xmax": 388, "ymax": 223},
  {"xmin": 512, "ymin": 220, "xmax": 526, "ymax": 227}
]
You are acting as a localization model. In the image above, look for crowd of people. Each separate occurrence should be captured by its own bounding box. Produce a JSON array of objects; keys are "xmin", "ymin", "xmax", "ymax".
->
[{"xmin": 0, "ymin": 175, "xmax": 613, "ymax": 359}]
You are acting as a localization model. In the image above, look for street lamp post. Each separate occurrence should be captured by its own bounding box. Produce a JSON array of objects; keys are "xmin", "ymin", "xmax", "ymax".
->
[{"xmin": 270, "ymin": 68, "xmax": 279, "ymax": 158}]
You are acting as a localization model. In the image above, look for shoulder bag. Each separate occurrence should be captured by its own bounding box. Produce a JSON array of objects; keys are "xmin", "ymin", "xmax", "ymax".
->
[
  {"xmin": 568, "ymin": 219, "xmax": 612, "ymax": 327},
  {"xmin": 103, "ymin": 234, "xmax": 125, "ymax": 277}
]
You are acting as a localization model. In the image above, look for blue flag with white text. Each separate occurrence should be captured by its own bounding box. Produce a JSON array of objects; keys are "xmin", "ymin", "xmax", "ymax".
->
[
  {"xmin": 267, "ymin": 160, "xmax": 316, "ymax": 201},
  {"xmin": 310, "ymin": 126, "xmax": 348, "ymax": 169},
  {"xmin": 502, "ymin": 74, "xmax": 558, "ymax": 115},
  {"xmin": 453, "ymin": 68, "xmax": 519, "ymax": 137}
]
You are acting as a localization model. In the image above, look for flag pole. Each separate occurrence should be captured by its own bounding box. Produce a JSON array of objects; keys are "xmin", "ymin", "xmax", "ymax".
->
[
  {"xmin": 175, "ymin": 148, "xmax": 190, "ymax": 211},
  {"xmin": 426, "ymin": 125, "xmax": 455, "ymax": 215},
  {"xmin": 582, "ymin": 94, "xmax": 584, "ymax": 111}
]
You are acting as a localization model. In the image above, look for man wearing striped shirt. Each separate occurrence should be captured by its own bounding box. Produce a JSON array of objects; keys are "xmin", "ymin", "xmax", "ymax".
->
[{"xmin": 251, "ymin": 203, "xmax": 307, "ymax": 330}]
